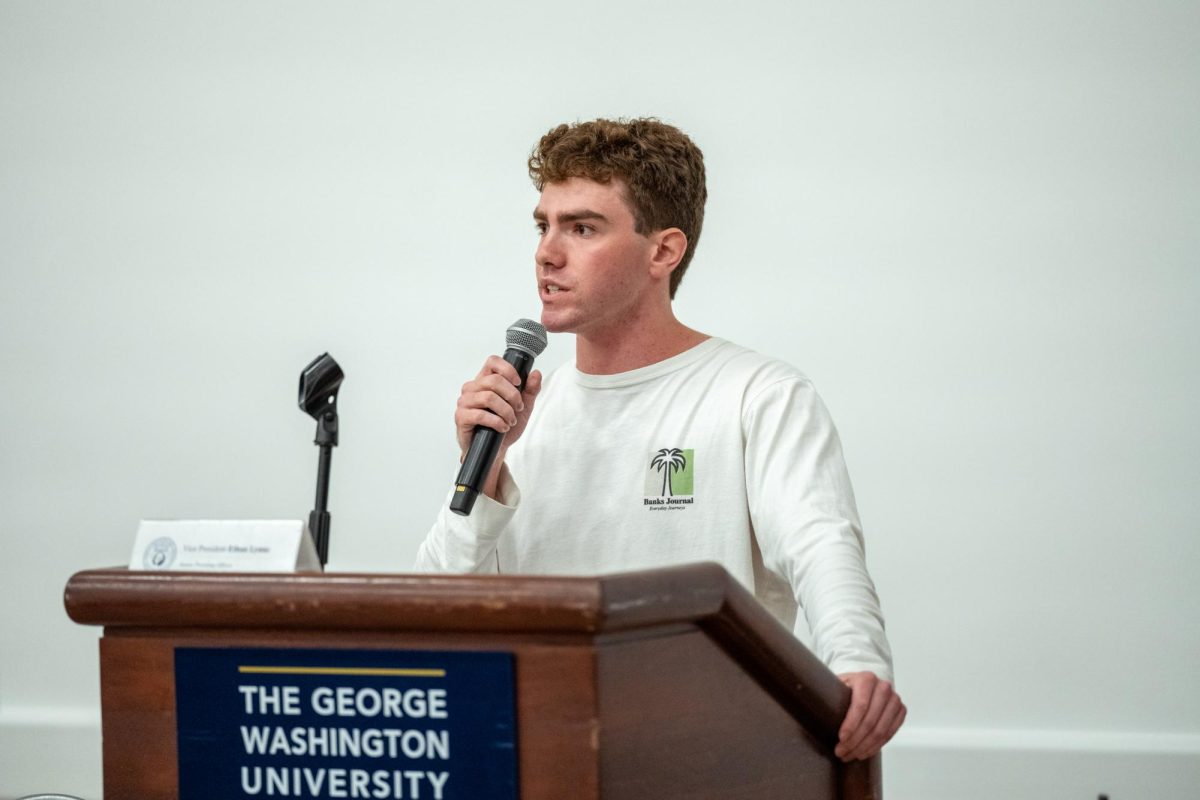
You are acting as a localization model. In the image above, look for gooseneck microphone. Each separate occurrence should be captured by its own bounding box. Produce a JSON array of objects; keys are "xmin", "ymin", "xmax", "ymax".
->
[{"xmin": 450, "ymin": 319, "xmax": 548, "ymax": 516}]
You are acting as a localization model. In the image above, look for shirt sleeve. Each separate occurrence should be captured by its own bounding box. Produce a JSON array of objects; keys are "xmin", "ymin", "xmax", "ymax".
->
[
  {"xmin": 412, "ymin": 465, "xmax": 521, "ymax": 574},
  {"xmin": 742, "ymin": 376, "xmax": 895, "ymax": 683}
]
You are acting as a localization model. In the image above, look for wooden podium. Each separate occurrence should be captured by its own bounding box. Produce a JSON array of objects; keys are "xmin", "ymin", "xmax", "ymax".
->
[{"xmin": 65, "ymin": 562, "xmax": 881, "ymax": 799}]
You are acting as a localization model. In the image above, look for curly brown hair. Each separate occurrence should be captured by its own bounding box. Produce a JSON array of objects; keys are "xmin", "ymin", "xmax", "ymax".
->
[{"xmin": 528, "ymin": 118, "xmax": 706, "ymax": 299}]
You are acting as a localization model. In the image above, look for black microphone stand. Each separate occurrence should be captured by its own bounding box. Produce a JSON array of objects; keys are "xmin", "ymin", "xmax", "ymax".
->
[
  {"xmin": 309, "ymin": 401, "xmax": 338, "ymax": 567},
  {"xmin": 299, "ymin": 352, "xmax": 343, "ymax": 569}
]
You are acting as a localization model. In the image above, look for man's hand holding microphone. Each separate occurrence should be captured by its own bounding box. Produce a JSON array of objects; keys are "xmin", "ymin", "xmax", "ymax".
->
[{"xmin": 449, "ymin": 320, "xmax": 547, "ymax": 515}]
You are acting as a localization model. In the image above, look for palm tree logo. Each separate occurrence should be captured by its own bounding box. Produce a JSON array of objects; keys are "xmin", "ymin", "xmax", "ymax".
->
[{"xmin": 651, "ymin": 448, "xmax": 688, "ymax": 497}]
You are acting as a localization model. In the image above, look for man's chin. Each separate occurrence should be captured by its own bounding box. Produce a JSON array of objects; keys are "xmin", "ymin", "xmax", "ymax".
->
[{"xmin": 539, "ymin": 309, "xmax": 577, "ymax": 334}]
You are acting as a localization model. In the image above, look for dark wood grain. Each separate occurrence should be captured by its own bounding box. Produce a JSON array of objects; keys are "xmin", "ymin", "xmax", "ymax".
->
[
  {"xmin": 597, "ymin": 628, "xmax": 836, "ymax": 799},
  {"xmin": 840, "ymin": 754, "xmax": 883, "ymax": 800}
]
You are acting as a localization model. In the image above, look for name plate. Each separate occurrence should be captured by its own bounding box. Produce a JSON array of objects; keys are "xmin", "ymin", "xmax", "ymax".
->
[
  {"xmin": 130, "ymin": 520, "xmax": 320, "ymax": 572},
  {"xmin": 175, "ymin": 647, "xmax": 518, "ymax": 800}
]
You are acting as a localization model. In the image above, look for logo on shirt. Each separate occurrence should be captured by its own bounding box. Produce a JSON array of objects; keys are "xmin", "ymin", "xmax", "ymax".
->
[{"xmin": 644, "ymin": 448, "xmax": 694, "ymax": 509}]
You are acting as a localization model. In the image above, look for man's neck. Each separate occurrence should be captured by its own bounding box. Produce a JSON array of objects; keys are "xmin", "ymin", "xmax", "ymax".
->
[{"xmin": 574, "ymin": 313, "xmax": 708, "ymax": 375}]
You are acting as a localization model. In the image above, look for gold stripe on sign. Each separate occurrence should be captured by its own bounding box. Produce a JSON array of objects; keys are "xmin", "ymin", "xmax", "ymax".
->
[{"xmin": 237, "ymin": 666, "xmax": 445, "ymax": 677}]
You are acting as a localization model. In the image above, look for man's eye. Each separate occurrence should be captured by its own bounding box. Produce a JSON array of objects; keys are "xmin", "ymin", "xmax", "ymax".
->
[
  {"xmin": 575, "ymin": 224, "xmax": 593, "ymax": 235},
  {"xmin": 535, "ymin": 224, "xmax": 547, "ymax": 236}
]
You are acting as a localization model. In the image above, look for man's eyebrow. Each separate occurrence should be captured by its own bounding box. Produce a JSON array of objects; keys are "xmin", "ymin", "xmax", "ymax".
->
[{"xmin": 532, "ymin": 208, "xmax": 610, "ymax": 224}]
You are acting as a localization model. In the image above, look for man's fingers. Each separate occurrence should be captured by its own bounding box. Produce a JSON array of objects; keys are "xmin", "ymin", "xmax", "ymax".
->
[
  {"xmin": 475, "ymin": 373, "xmax": 525, "ymax": 411},
  {"xmin": 477, "ymin": 355, "xmax": 522, "ymax": 387},
  {"xmin": 456, "ymin": 407, "xmax": 511, "ymax": 434},
  {"xmin": 870, "ymin": 698, "xmax": 906, "ymax": 754},
  {"xmin": 524, "ymin": 369, "xmax": 543, "ymax": 400},
  {"xmin": 456, "ymin": 383, "xmax": 518, "ymax": 424},
  {"xmin": 841, "ymin": 679, "xmax": 892, "ymax": 754},
  {"xmin": 457, "ymin": 387, "xmax": 518, "ymax": 425},
  {"xmin": 835, "ymin": 672, "xmax": 908, "ymax": 762},
  {"xmin": 836, "ymin": 675, "xmax": 873, "ymax": 747},
  {"xmin": 518, "ymin": 371, "xmax": 542, "ymax": 415},
  {"xmin": 847, "ymin": 696, "xmax": 906, "ymax": 761},
  {"xmin": 880, "ymin": 697, "xmax": 906, "ymax": 739}
]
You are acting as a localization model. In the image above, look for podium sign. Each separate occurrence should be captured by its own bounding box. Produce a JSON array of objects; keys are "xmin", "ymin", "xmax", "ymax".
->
[{"xmin": 174, "ymin": 647, "xmax": 518, "ymax": 800}]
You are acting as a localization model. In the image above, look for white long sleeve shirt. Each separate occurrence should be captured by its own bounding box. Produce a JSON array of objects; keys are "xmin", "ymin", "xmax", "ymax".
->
[{"xmin": 415, "ymin": 337, "xmax": 893, "ymax": 681}]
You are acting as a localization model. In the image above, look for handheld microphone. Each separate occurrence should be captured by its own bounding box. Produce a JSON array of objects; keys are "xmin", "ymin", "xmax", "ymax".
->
[{"xmin": 450, "ymin": 319, "xmax": 548, "ymax": 516}]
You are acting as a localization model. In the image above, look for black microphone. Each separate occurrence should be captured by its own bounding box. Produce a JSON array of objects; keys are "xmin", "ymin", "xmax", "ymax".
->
[{"xmin": 450, "ymin": 319, "xmax": 548, "ymax": 516}]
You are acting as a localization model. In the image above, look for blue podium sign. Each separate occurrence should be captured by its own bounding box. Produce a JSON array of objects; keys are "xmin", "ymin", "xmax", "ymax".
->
[{"xmin": 174, "ymin": 647, "xmax": 517, "ymax": 800}]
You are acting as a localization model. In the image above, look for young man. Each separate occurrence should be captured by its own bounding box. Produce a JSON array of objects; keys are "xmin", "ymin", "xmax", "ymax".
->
[{"xmin": 416, "ymin": 118, "xmax": 905, "ymax": 761}]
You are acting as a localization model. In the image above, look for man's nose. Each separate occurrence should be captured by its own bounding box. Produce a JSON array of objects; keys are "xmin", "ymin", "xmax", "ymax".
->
[{"xmin": 536, "ymin": 230, "xmax": 564, "ymax": 269}]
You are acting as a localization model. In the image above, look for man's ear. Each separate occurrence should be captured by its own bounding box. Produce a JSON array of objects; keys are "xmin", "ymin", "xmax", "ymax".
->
[{"xmin": 648, "ymin": 228, "xmax": 688, "ymax": 281}]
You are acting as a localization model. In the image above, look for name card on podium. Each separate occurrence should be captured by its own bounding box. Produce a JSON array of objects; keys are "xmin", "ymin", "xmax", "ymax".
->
[{"xmin": 130, "ymin": 520, "xmax": 321, "ymax": 572}]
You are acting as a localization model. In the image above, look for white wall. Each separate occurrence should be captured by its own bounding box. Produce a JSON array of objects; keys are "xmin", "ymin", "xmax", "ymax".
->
[{"xmin": 1, "ymin": 1, "xmax": 1197, "ymax": 797}]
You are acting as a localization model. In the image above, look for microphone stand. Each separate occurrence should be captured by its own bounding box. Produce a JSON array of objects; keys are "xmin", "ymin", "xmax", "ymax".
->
[{"xmin": 309, "ymin": 402, "xmax": 338, "ymax": 567}]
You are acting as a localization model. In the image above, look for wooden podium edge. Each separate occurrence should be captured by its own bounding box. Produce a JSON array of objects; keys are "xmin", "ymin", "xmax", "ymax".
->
[{"xmin": 65, "ymin": 562, "xmax": 882, "ymax": 798}]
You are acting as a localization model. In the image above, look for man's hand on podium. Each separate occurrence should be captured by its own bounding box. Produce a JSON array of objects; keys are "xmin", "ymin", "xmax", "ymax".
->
[{"xmin": 834, "ymin": 671, "xmax": 906, "ymax": 761}]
